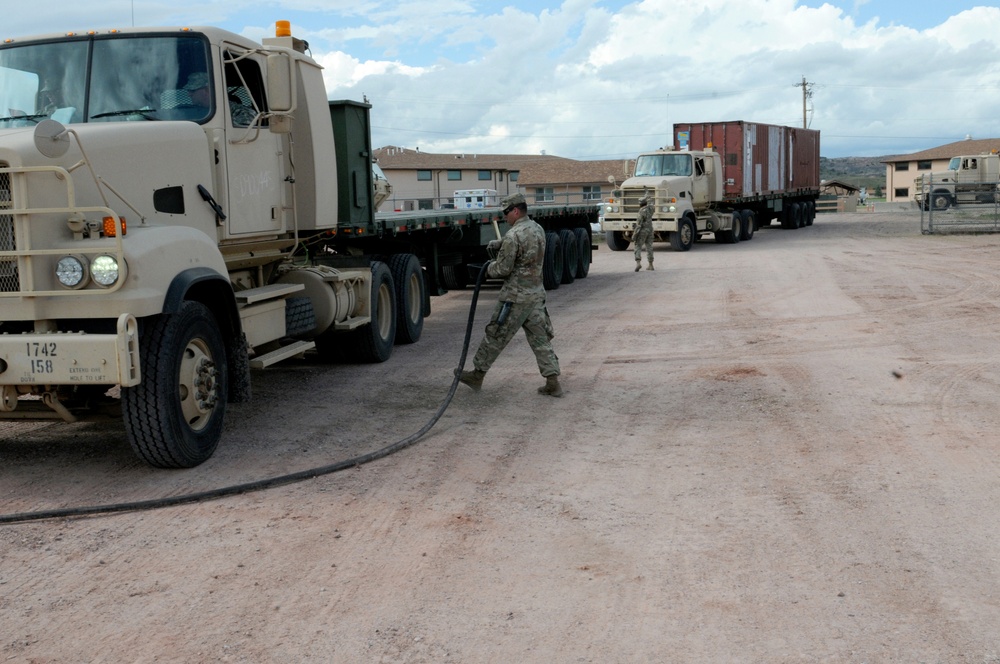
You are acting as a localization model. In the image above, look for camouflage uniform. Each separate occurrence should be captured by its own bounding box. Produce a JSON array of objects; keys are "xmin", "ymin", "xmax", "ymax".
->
[
  {"xmin": 633, "ymin": 199, "xmax": 654, "ymax": 270},
  {"xmin": 470, "ymin": 201, "xmax": 560, "ymax": 379}
]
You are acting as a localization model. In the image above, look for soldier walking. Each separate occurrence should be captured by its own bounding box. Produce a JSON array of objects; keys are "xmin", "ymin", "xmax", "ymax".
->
[
  {"xmin": 459, "ymin": 193, "xmax": 563, "ymax": 397},
  {"xmin": 633, "ymin": 195, "xmax": 654, "ymax": 271}
]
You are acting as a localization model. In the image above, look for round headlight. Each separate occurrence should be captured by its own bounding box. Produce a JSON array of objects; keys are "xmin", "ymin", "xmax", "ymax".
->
[
  {"xmin": 90, "ymin": 254, "xmax": 121, "ymax": 287},
  {"xmin": 55, "ymin": 255, "xmax": 88, "ymax": 289}
]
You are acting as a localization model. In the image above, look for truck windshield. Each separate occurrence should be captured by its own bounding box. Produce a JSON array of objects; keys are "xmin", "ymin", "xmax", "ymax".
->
[
  {"xmin": 0, "ymin": 34, "xmax": 212, "ymax": 127},
  {"xmin": 947, "ymin": 157, "xmax": 961, "ymax": 170},
  {"xmin": 633, "ymin": 153, "xmax": 692, "ymax": 177}
]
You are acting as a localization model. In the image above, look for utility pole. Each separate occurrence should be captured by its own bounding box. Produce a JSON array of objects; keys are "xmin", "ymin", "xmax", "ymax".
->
[{"xmin": 796, "ymin": 76, "xmax": 813, "ymax": 129}]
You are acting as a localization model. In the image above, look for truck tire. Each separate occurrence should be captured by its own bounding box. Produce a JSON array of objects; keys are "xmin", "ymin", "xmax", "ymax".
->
[
  {"xmin": 389, "ymin": 253, "xmax": 424, "ymax": 344},
  {"xmin": 780, "ymin": 205, "xmax": 795, "ymax": 229},
  {"xmin": 715, "ymin": 212, "xmax": 741, "ymax": 244},
  {"xmin": 122, "ymin": 300, "xmax": 227, "ymax": 468},
  {"xmin": 739, "ymin": 209, "xmax": 755, "ymax": 241},
  {"xmin": 315, "ymin": 261, "xmax": 396, "ymax": 363},
  {"xmin": 558, "ymin": 229, "xmax": 577, "ymax": 285},
  {"xmin": 605, "ymin": 230, "xmax": 630, "ymax": 251},
  {"xmin": 441, "ymin": 264, "xmax": 468, "ymax": 291},
  {"xmin": 805, "ymin": 200, "xmax": 815, "ymax": 226},
  {"xmin": 670, "ymin": 216, "xmax": 695, "ymax": 251},
  {"xmin": 931, "ymin": 190, "xmax": 951, "ymax": 211},
  {"xmin": 543, "ymin": 231, "xmax": 562, "ymax": 291},
  {"xmin": 573, "ymin": 227, "xmax": 591, "ymax": 278}
]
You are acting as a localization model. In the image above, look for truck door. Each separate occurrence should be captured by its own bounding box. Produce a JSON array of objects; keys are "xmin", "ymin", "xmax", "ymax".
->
[
  {"xmin": 691, "ymin": 155, "xmax": 710, "ymax": 205},
  {"xmin": 219, "ymin": 47, "xmax": 285, "ymax": 236}
]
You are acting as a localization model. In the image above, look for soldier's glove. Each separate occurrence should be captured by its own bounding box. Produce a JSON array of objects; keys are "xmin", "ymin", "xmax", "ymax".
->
[{"xmin": 487, "ymin": 239, "xmax": 502, "ymax": 258}]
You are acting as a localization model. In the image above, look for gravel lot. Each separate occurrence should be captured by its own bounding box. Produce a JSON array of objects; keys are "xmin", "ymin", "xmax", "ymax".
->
[{"xmin": 3, "ymin": 206, "xmax": 1000, "ymax": 663}]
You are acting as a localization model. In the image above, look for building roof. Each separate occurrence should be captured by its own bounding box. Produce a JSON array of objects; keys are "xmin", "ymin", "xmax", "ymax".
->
[
  {"xmin": 820, "ymin": 179, "xmax": 859, "ymax": 193},
  {"xmin": 518, "ymin": 158, "xmax": 636, "ymax": 187},
  {"xmin": 373, "ymin": 145, "xmax": 565, "ymax": 172},
  {"xmin": 883, "ymin": 138, "xmax": 1000, "ymax": 163}
]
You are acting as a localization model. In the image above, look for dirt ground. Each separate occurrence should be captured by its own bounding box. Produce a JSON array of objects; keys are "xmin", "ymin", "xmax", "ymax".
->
[{"xmin": 3, "ymin": 207, "xmax": 1000, "ymax": 663}]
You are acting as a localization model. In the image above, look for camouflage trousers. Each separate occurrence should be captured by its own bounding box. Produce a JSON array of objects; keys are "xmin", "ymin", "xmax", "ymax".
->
[
  {"xmin": 472, "ymin": 299, "xmax": 560, "ymax": 377},
  {"xmin": 633, "ymin": 228, "xmax": 654, "ymax": 263}
]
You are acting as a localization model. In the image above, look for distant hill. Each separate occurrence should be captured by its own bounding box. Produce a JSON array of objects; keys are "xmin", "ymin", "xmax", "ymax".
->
[{"xmin": 820, "ymin": 156, "xmax": 886, "ymax": 192}]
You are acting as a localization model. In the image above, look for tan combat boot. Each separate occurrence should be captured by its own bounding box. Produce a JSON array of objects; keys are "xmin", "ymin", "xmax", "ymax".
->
[
  {"xmin": 459, "ymin": 369, "xmax": 486, "ymax": 391},
  {"xmin": 537, "ymin": 375, "xmax": 563, "ymax": 397},
  {"xmin": 635, "ymin": 261, "xmax": 641, "ymax": 272},
  {"xmin": 647, "ymin": 263, "xmax": 654, "ymax": 270}
]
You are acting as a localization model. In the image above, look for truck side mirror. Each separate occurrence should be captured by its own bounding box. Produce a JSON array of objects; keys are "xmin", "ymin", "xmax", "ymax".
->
[{"xmin": 266, "ymin": 53, "xmax": 296, "ymax": 113}]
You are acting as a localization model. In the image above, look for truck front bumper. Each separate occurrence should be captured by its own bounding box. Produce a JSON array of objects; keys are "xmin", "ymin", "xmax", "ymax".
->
[{"xmin": 0, "ymin": 313, "xmax": 141, "ymax": 389}]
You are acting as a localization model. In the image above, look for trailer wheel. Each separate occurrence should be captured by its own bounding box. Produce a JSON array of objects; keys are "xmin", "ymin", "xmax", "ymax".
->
[
  {"xmin": 543, "ymin": 231, "xmax": 562, "ymax": 291},
  {"xmin": 122, "ymin": 301, "xmax": 227, "ymax": 468},
  {"xmin": 739, "ymin": 209, "xmax": 755, "ymax": 241},
  {"xmin": 573, "ymin": 227, "xmax": 591, "ymax": 278},
  {"xmin": 605, "ymin": 230, "xmax": 630, "ymax": 251},
  {"xmin": 931, "ymin": 191, "xmax": 952, "ymax": 211},
  {"xmin": 441, "ymin": 264, "xmax": 468, "ymax": 291},
  {"xmin": 805, "ymin": 200, "xmax": 815, "ymax": 226},
  {"xmin": 669, "ymin": 216, "xmax": 694, "ymax": 251},
  {"xmin": 389, "ymin": 253, "xmax": 424, "ymax": 344},
  {"xmin": 558, "ymin": 229, "xmax": 577, "ymax": 285}
]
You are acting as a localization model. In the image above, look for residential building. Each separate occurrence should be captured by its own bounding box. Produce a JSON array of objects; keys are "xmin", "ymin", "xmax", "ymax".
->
[
  {"xmin": 372, "ymin": 146, "xmax": 636, "ymax": 212},
  {"xmin": 882, "ymin": 137, "xmax": 1000, "ymax": 203}
]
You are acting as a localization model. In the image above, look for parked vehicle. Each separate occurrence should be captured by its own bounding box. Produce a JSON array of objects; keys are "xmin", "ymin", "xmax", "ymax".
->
[
  {"xmin": 913, "ymin": 152, "xmax": 1000, "ymax": 211},
  {"xmin": 602, "ymin": 121, "xmax": 821, "ymax": 251},
  {"xmin": 0, "ymin": 21, "xmax": 596, "ymax": 467}
]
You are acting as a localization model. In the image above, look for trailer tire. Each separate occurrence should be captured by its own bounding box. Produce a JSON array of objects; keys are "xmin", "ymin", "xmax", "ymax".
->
[
  {"xmin": 605, "ymin": 230, "xmax": 630, "ymax": 251},
  {"xmin": 543, "ymin": 232, "xmax": 562, "ymax": 291},
  {"xmin": 558, "ymin": 229, "xmax": 577, "ymax": 285},
  {"xmin": 805, "ymin": 200, "xmax": 815, "ymax": 226},
  {"xmin": 670, "ymin": 216, "xmax": 695, "ymax": 252},
  {"xmin": 441, "ymin": 264, "xmax": 468, "ymax": 291},
  {"xmin": 389, "ymin": 253, "xmax": 424, "ymax": 344},
  {"xmin": 122, "ymin": 301, "xmax": 227, "ymax": 469},
  {"xmin": 740, "ymin": 209, "xmax": 755, "ymax": 241},
  {"xmin": 573, "ymin": 227, "xmax": 591, "ymax": 278}
]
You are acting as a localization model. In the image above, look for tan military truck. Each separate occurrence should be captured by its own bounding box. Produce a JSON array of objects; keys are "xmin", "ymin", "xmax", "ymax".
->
[
  {"xmin": 0, "ymin": 21, "xmax": 596, "ymax": 467},
  {"xmin": 913, "ymin": 152, "xmax": 1000, "ymax": 211}
]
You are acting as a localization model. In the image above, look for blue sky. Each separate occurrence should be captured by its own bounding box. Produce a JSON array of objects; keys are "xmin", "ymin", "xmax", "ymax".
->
[{"xmin": 5, "ymin": 1, "xmax": 1000, "ymax": 159}]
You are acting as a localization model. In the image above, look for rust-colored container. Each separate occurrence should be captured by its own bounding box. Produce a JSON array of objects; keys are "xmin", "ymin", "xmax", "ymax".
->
[{"xmin": 672, "ymin": 121, "xmax": 820, "ymax": 201}]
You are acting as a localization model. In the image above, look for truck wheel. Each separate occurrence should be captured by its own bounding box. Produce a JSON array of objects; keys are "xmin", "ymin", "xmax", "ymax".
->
[
  {"xmin": 558, "ymin": 229, "xmax": 577, "ymax": 285},
  {"xmin": 805, "ymin": 201, "xmax": 815, "ymax": 226},
  {"xmin": 389, "ymin": 253, "xmax": 424, "ymax": 344},
  {"xmin": 122, "ymin": 301, "xmax": 227, "ymax": 468},
  {"xmin": 740, "ymin": 209, "xmax": 755, "ymax": 241},
  {"xmin": 670, "ymin": 216, "xmax": 694, "ymax": 251},
  {"xmin": 543, "ymin": 231, "xmax": 562, "ymax": 290},
  {"xmin": 356, "ymin": 261, "xmax": 396, "ymax": 362},
  {"xmin": 931, "ymin": 191, "xmax": 951, "ymax": 211},
  {"xmin": 715, "ymin": 212, "xmax": 741, "ymax": 244},
  {"xmin": 573, "ymin": 227, "xmax": 591, "ymax": 278},
  {"xmin": 605, "ymin": 230, "xmax": 630, "ymax": 251}
]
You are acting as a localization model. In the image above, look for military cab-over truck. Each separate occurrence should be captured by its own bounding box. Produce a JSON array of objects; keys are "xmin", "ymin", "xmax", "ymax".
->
[
  {"xmin": 0, "ymin": 21, "xmax": 596, "ymax": 467},
  {"xmin": 913, "ymin": 151, "xmax": 1000, "ymax": 211},
  {"xmin": 602, "ymin": 121, "xmax": 820, "ymax": 251}
]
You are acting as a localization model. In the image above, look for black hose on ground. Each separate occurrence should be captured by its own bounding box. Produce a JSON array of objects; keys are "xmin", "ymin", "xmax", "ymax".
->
[{"xmin": 0, "ymin": 264, "xmax": 491, "ymax": 525}]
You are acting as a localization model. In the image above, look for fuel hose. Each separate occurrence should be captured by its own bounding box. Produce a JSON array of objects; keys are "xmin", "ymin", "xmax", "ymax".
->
[{"xmin": 0, "ymin": 263, "xmax": 492, "ymax": 525}]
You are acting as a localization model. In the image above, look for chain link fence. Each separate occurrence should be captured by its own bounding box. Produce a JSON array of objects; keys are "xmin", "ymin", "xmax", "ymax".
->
[{"xmin": 918, "ymin": 173, "xmax": 1000, "ymax": 234}]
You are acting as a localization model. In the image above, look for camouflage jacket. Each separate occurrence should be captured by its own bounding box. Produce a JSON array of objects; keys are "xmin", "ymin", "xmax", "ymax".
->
[
  {"xmin": 636, "ymin": 204, "xmax": 653, "ymax": 234},
  {"xmin": 487, "ymin": 215, "xmax": 546, "ymax": 303}
]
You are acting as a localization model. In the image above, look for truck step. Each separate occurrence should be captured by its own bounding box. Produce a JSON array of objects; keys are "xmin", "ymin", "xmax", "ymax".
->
[
  {"xmin": 249, "ymin": 339, "xmax": 315, "ymax": 369},
  {"xmin": 235, "ymin": 282, "xmax": 305, "ymax": 305}
]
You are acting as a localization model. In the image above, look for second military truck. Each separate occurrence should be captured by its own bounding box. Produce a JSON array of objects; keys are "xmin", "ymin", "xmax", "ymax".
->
[{"xmin": 602, "ymin": 121, "xmax": 820, "ymax": 251}]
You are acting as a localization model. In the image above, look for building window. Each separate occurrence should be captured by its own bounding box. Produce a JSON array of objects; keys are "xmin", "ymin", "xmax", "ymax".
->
[
  {"xmin": 917, "ymin": 160, "xmax": 932, "ymax": 170},
  {"xmin": 478, "ymin": 170, "xmax": 491, "ymax": 181},
  {"xmin": 417, "ymin": 170, "xmax": 432, "ymax": 181},
  {"xmin": 534, "ymin": 187, "xmax": 554, "ymax": 203},
  {"xmin": 447, "ymin": 170, "xmax": 461, "ymax": 181},
  {"xmin": 894, "ymin": 188, "xmax": 909, "ymax": 198},
  {"xmin": 895, "ymin": 162, "xmax": 909, "ymax": 172},
  {"xmin": 582, "ymin": 185, "xmax": 602, "ymax": 201},
  {"xmin": 510, "ymin": 171, "xmax": 519, "ymax": 182},
  {"xmin": 418, "ymin": 199, "xmax": 434, "ymax": 210}
]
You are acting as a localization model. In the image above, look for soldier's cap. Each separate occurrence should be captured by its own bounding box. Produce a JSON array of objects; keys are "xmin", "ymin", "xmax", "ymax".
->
[
  {"xmin": 184, "ymin": 72, "xmax": 210, "ymax": 90},
  {"xmin": 499, "ymin": 192, "xmax": 525, "ymax": 209}
]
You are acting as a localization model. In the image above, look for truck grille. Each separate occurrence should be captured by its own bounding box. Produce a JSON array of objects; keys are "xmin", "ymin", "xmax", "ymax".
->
[
  {"xmin": 620, "ymin": 190, "xmax": 646, "ymax": 214},
  {"xmin": 0, "ymin": 168, "xmax": 18, "ymax": 293}
]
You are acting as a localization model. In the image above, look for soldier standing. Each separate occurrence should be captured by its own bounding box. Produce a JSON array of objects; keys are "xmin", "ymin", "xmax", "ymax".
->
[
  {"xmin": 633, "ymin": 194, "xmax": 654, "ymax": 271},
  {"xmin": 459, "ymin": 193, "xmax": 563, "ymax": 397}
]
